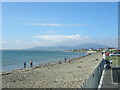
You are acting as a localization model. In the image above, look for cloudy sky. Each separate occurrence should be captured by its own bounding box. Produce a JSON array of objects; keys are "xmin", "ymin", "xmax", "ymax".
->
[{"xmin": 2, "ymin": 2, "xmax": 118, "ymax": 49}]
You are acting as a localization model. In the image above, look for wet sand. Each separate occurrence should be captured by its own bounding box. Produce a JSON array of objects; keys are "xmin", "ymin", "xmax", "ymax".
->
[{"xmin": 2, "ymin": 53, "xmax": 103, "ymax": 88}]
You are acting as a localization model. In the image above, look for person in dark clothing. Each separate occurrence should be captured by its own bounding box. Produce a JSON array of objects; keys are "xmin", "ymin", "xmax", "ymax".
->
[
  {"xmin": 105, "ymin": 59, "xmax": 110, "ymax": 64},
  {"xmin": 105, "ymin": 59, "xmax": 111, "ymax": 69},
  {"xmin": 24, "ymin": 62, "xmax": 26, "ymax": 68},
  {"xmin": 65, "ymin": 58, "xmax": 67, "ymax": 62},
  {"xmin": 30, "ymin": 60, "xmax": 33, "ymax": 67},
  {"xmin": 102, "ymin": 52, "xmax": 104, "ymax": 55}
]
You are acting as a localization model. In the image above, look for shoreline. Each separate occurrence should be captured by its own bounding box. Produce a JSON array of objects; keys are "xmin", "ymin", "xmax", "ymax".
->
[
  {"xmin": 2, "ymin": 53, "xmax": 103, "ymax": 88},
  {"xmin": 2, "ymin": 53, "xmax": 88, "ymax": 74},
  {"xmin": 2, "ymin": 51, "xmax": 87, "ymax": 72},
  {"xmin": 2, "ymin": 52, "xmax": 88, "ymax": 73}
]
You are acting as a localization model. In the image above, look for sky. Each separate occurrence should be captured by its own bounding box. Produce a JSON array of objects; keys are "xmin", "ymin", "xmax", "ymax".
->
[
  {"xmin": 2, "ymin": 0, "xmax": 119, "ymax": 2},
  {"xmin": 2, "ymin": 2, "xmax": 118, "ymax": 49}
]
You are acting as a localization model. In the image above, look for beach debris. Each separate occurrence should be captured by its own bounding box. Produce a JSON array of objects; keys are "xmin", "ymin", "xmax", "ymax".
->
[
  {"xmin": 96, "ymin": 58, "xmax": 98, "ymax": 61},
  {"xmin": 59, "ymin": 61, "xmax": 61, "ymax": 64},
  {"xmin": 2, "ymin": 72, "xmax": 12, "ymax": 76},
  {"xmin": 77, "ymin": 66, "xmax": 82, "ymax": 69}
]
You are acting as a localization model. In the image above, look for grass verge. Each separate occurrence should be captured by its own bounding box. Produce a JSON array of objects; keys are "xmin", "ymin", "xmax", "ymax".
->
[{"xmin": 106, "ymin": 56, "xmax": 120, "ymax": 66}]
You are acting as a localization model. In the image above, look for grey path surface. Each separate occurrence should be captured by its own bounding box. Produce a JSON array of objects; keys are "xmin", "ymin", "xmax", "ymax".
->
[
  {"xmin": 102, "ymin": 68, "xmax": 120, "ymax": 89},
  {"xmin": 112, "ymin": 67, "xmax": 120, "ymax": 83}
]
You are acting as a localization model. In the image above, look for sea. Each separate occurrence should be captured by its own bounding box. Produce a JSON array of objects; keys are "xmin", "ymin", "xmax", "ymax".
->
[{"xmin": 1, "ymin": 50, "xmax": 87, "ymax": 72}]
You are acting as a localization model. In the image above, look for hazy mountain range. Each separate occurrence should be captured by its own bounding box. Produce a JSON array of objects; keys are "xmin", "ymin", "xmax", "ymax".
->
[{"xmin": 25, "ymin": 43, "xmax": 109, "ymax": 51}]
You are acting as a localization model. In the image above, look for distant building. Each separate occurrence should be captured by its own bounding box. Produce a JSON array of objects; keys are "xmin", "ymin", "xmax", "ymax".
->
[{"xmin": 107, "ymin": 48, "xmax": 117, "ymax": 51}]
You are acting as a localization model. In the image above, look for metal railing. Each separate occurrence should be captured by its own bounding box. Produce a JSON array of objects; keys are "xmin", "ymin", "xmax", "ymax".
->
[{"xmin": 80, "ymin": 59, "xmax": 105, "ymax": 89}]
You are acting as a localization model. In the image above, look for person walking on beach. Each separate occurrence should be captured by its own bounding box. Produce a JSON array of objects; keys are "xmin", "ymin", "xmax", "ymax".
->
[
  {"xmin": 24, "ymin": 62, "xmax": 26, "ymax": 68},
  {"xmin": 65, "ymin": 58, "xmax": 67, "ymax": 62},
  {"xmin": 30, "ymin": 60, "xmax": 33, "ymax": 67}
]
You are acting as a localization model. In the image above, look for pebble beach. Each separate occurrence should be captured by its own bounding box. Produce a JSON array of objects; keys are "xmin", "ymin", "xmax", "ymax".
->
[{"xmin": 2, "ymin": 53, "xmax": 103, "ymax": 88}]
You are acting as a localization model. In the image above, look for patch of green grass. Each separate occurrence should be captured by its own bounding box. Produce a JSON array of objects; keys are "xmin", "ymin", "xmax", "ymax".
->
[{"xmin": 106, "ymin": 56, "xmax": 120, "ymax": 66}]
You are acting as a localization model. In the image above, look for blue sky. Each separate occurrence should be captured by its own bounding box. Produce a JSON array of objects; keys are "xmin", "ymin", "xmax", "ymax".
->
[{"xmin": 2, "ymin": 2, "xmax": 118, "ymax": 49}]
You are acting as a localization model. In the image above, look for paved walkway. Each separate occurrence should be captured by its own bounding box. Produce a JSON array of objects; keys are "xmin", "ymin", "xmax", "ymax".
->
[{"xmin": 102, "ymin": 68, "xmax": 120, "ymax": 89}]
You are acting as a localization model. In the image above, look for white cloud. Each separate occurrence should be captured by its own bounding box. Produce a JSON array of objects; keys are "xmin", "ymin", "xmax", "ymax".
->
[
  {"xmin": 44, "ymin": 31, "xmax": 60, "ymax": 34},
  {"xmin": 33, "ymin": 34, "xmax": 91, "ymax": 46},
  {"xmin": 2, "ymin": 35, "xmax": 91, "ymax": 49},
  {"xmin": 30, "ymin": 23, "xmax": 62, "ymax": 26},
  {"xmin": 29, "ymin": 23, "xmax": 84, "ymax": 27},
  {"xmin": 34, "ymin": 35, "xmax": 89, "ymax": 41},
  {"xmin": 2, "ymin": 36, "xmax": 118, "ymax": 49}
]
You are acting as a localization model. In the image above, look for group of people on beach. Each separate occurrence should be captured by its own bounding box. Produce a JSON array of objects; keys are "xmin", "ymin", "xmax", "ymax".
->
[
  {"xmin": 58, "ymin": 57, "xmax": 72, "ymax": 64},
  {"xmin": 24, "ymin": 58, "xmax": 70, "ymax": 68},
  {"xmin": 24, "ymin": 57, "xmax": 74, "ymax": 68},
  {"xmin": 23, "ymin": 60, "xmax": 33, "ymax": 68},
  {"xmin": 64, "ymin": 57, "xmax": 71, "ymax": 63}
]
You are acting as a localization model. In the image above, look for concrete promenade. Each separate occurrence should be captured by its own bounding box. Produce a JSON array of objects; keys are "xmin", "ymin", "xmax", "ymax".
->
[{"xmin": 102, "ymin": 67, "xmax": 120, "ymax": 89}]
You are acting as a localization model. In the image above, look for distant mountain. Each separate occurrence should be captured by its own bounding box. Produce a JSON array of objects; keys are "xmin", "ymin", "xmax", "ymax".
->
[
  {"xmin": 25, "ymin": 43, "xmax": 108, "ymax": 51},
  {"xmin": 26, "ymin": 46, "xmax": 71, "ymax": 51},
  {"xmin": 73, "ymin": 43, "xmax": 108, "ymax": 49}
]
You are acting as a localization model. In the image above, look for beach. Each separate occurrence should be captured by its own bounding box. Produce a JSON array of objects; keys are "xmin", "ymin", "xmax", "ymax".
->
[{"xmin": 2, "ymin": 53, "xmax": 103, "ymax": 88}]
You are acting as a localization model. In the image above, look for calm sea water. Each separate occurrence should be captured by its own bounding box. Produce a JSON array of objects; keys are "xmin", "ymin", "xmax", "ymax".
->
[{"xmin": 2, "ymin": 50, "xmax": 87, "ymax": 72}]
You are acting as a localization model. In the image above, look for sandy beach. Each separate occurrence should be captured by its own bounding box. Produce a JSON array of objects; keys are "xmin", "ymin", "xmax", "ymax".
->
[{"xmin": 2, "ymin": 53, "xmax": 103, "ymax": 88}]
